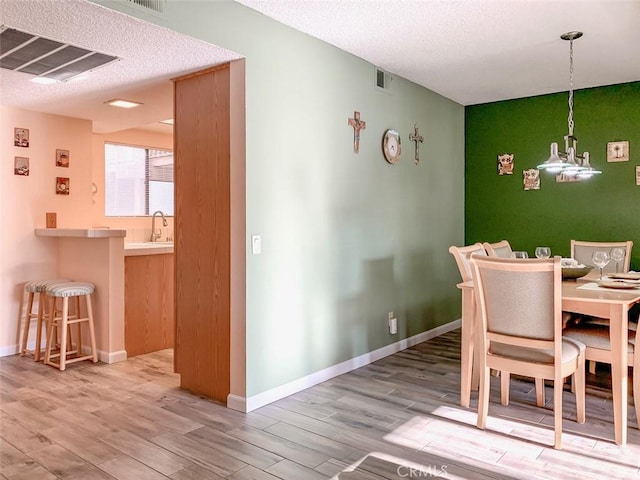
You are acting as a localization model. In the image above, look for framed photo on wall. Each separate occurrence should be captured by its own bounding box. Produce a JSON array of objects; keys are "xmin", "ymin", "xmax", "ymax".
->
[
  {"xmin": 14, "ymin": 157, "xmax": 29, "ymax": 176},
  {"xmin": 56, "ymin": 149, "xmax": 70, "ymax": 167},
  {"xmin": 56, "ymin": 177, "xmax": 70, "ymax": 195},
  {"xmin": 14, "ymin": 128, "xmax": 29, "ymax": 147},
  {"xmin": 607, "ymin": 141, "xmax": 629, "ymax": 162}
]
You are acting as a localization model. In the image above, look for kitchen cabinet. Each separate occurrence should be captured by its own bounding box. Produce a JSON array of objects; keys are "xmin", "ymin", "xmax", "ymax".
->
[{"xmin": 124, "ymin": 253, "xmax": 174, "ymax": 357}]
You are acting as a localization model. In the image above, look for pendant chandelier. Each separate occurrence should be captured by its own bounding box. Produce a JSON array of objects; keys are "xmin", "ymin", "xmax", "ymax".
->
[{"xmin": 537, "ymin": 32, "xmax": 601, "ymax": 179}]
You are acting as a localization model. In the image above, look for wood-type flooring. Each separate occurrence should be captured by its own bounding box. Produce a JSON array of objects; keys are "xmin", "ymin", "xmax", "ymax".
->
[{"xmin": 1, "ymin": 329, "xmax": 639, "ymax": 479}]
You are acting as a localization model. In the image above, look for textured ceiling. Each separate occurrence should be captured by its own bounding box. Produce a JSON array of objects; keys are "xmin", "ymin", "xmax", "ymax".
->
[
  {"xmin": 1, "ymin": 0, "xmax": 639, "ymax": 134},
  {"xmin": 236, "ymin": 0, "xmax": 640, "ymax": 105},
  {"xmin": 0, "ymin": 0, "xmax": 241, "ymax": 133}
]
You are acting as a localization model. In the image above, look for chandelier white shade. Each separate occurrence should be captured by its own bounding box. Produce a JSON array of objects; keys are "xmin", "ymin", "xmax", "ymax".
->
[{"xmin": 537, "ymin": 32, "xmax": 601, "ymax": 178}]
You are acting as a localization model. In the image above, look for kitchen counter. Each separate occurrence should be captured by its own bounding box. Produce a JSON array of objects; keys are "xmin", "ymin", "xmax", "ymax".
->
[
  {"xmin": 34, "ymin": 227, "xmax": 126, "ymax": 364},
  {"xmin": 35, "ymin": 228, "xmax": 126, "ymax": 238},
  {"xmin": 124, "ymin": 242, "xmax": 174, "ymax": 256}
]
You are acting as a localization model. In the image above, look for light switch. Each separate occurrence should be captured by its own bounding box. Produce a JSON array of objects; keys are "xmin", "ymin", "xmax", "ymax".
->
[{"xmin": 251, "ymin": 234, "xmax": 261, "ymax": 255}]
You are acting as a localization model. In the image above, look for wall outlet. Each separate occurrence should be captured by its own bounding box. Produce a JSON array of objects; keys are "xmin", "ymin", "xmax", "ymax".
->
[{"xmin": 388, "ymin": 312, "xmax": 397, "ymax": 334}]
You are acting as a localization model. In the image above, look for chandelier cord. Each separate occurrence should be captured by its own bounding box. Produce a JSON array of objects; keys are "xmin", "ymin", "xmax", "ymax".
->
[{"xmin": 567, "ymin": 38, "xmax": 574, "ymax": 137}]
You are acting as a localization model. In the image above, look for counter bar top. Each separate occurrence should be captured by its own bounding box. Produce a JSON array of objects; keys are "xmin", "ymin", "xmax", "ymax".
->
[{"xmin": 35, "ymin": 228, "xmax": 126, "ymax": 238}]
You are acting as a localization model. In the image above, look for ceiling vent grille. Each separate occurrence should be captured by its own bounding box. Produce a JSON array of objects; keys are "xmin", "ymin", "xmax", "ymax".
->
[
  {"xmin": 125, "ymin": 0, "xmax": 165, "ymax": 13},
  {"xmin": 0, "ymin": 27, "xmax": 119, "ymax": 82},
  {"xmin": 375, "ymin": 67, "xmax": 393, "ymax": 93}
]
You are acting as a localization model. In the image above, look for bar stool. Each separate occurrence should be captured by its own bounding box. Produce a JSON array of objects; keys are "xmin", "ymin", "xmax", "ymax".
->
[
  {"xmin": 20, "ymin": 279, "xmax": 70, "ymax": 361},
  {"xmin": 44, "ymin": 281, "xmax": 98, "ymax": 371}
]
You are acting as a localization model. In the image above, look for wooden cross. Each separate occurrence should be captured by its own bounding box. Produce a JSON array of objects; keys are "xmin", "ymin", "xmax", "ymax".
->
[
  {"xmin": 348, "ymin": 111, "xmax": 366, "ymax": 154},
  {"xmin": 409, "ymin": 124, "xmax": 424, "ymax": 165}
]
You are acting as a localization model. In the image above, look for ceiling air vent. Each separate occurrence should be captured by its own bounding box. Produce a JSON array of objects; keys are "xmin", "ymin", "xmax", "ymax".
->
[
  {"xmin": 125, "ymin": 0, "xmax": 165, "ymax": 13},
  {"xmin": 0, "ymin": 27, "xmax": 119, "ymax": 82},
  {"xmin": 375, "ymin": 67, "xmax": 393, "ymax": 94}
]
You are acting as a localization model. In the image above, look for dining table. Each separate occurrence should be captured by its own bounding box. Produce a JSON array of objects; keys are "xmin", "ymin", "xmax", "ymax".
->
[{"xmin": 457, "ymin": 277, "xmax": 640, "ymax": 446}]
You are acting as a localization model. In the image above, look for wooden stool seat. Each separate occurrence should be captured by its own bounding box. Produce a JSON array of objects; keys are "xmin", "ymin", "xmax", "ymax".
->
[
  {"xmin": 20, "ymin": 278, "xmax": 71, "ymax": 361},
  {"xmin": 44, "ymin": 281, "xmax": 98, "ymax": 371}
]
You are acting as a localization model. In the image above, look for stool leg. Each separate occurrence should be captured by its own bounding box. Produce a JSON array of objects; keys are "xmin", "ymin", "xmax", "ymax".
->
[
  {"xmin": 44, "ymin": 296, "xmax": 57, "ymax": 365},
  {"xmin": 86, "ymin": 294, "xmax": 98, "ymax": 363},
  {"xmin": 20, "ymin": 291, "xmax": 35, "ymax": 356},
  {"xmin": 33, "ymin": 293, "xmax": 46, "ymax": 361},
  {"xmin": 75, "ymin": 295, "xmax": 82, "ymax": 356},
  {"xmin": 59, "ymin": 297, "xmax": 69, "ymax": 371}
]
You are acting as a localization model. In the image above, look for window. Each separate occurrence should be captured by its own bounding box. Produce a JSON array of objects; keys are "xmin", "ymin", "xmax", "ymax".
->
[{"xmin": 104, "ymin": 142, "xmax": 174, "ymax": 216}]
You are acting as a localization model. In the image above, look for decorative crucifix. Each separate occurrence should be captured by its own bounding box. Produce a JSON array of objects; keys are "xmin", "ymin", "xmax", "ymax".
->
[
  {"xmin": 348, "ymin": 111, "xmax": 366, "ymax": 154},
  {"xmin": 409, "ymin": 124, "xmax": 424, "ymax": 165}
]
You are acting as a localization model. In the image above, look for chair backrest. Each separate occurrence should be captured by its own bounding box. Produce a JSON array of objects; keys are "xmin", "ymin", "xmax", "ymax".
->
[
  {"xmin": 570, "ymin": 240, "xmax": 633, "ymax": 273},
  {"xmin": 470, "ymin": 255, "xmax": 562, "ymax": 358},
  {"xmin": 482, "ymin": 240, "xmax": 513, "ymax": 258},
  {"xmin": 449, "ymin": 243, "xmax": 487, "ymax": 283}
]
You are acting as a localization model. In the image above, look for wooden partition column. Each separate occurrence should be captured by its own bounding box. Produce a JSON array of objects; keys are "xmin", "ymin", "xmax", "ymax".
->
[{"xmin": 173, "ymin": 64, "xmax": 231, "ymax": 402}]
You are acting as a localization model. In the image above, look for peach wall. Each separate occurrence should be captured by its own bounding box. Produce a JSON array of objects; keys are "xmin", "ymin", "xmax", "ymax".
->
[{"xmin": 0, "ymin": 106, "xmax": 93, "ymax": 354}]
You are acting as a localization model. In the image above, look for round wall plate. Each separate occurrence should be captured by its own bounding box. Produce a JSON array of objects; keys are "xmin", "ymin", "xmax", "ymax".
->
[{"xmin": 382, "ymin": 129, "xmax": 401, "ymax": 164}]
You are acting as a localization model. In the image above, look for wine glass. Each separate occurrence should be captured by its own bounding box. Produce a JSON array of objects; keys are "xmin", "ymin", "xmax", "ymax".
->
[
  {"xmin": 512, "ymin": 251, "xmax": 528, "ymax": 259},
  {"xmin": 610, "ymin": 248, "xmax": 625, "ymax": 273},
  {"xmin": 535, "ymin": 246, "xmax": 551, "ymax": 259},
  {"xmin": 591, "ymin": 250, "xmax": 610, "ymax": 280}
]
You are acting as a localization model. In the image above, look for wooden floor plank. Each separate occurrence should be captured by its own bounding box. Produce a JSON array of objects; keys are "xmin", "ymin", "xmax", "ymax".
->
[
  {"xmin": 185, "ymin": 425, "xmax": 283, "ymax": 470},
  {"xmin": 151, "ymin": 431, "xmax": 247, "ymax": 477},
  {"xmin": 101, "ymin": 429, "xmax": 194, "ymax": 476},
  {"xmin": 98, "ymin": 454, "xmax": 169, "ymax": 480}
]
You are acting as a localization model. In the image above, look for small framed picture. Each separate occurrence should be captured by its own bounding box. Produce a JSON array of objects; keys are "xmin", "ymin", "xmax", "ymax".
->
[
  {"xmin": 636, "ymin": 166, "xmax": 640, "ymax": 186},
  {"xmin": 56, "ymin": 149, "xmax": 70, "ymax": 167},
  {"xmin": 14, "ymin": 128, "xmax": 29, "ymax": 147},
  {"xmin": 497, "ymin": 153, "xmax": 514, "ymax": 175},
  {"xmin": 14, "ymin": 156, "xmax": 29, "ymax": 176},
  {"xmin": 56, "ymin": 177, "xmax": 70, "ymax": 195},
  {"xmin": 556, "ymin": 172, "xmax": 583, "ymax": 183},
  {"xmin": 523, "ymin": 168, "xmax": 540, "ymax": 190},
  {"xmin": 607, "ymin": 141, "xmax": 629, "ymax": 162}
]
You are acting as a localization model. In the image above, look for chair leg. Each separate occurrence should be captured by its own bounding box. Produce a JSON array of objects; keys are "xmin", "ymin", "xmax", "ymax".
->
[
  {"xmin": 477, "ymin": 366, "xmax": 491, "ymax": 429},
  {"xmin": 575, "ymin": 354, "xmax": 586, "ymax": 424},
  {"xmin": 634, "ymin": 363, "xmax": 639, "ymax": 430},
  {"xmin": 553, "ymin": 376, "xmax": 562, "ymax": 450},
  {"xmin": 500, "ymin": 372, "xmax": 510, "ymax": 406},
  {"xmin": 535, "ymin": 378, "xmax": 546, "ymax": 407}
]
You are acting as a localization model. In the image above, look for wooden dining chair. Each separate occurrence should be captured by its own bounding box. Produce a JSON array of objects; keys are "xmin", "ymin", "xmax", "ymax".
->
[
  {"xmin": 570, "ymin": 239, "xmax": 634, "ymax": 373},
  {"xmin": 564, "ymin": 315, "xmax": 640, "ymax": 430},
  {"xmin": 449, "ymin": 243, "xmax": 487, "ymax": 283},
  {"xmin": 470, "ymin": 255, "xmax": 586, "ymax": 449},
  {"xmin": 570, "ymin": 240, "xmax": 633, "ymax": 275},
  {"xmin": 449, "ymin": 243, "xmax": 547, "ymax": 407},
  {"xmin": 482, "ymin": 240, "xmax": 513, "ymax": 258}
]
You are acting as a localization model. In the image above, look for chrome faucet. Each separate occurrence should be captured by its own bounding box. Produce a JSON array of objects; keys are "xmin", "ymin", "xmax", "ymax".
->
[{"xmin": 150, "ymin": 210, "xmax": 168, "ymax": 242}]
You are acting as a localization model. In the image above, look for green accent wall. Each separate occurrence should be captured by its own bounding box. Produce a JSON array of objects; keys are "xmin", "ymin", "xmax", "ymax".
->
[{"xmin": 466, "ymin": 82, "xmax": 640, "ymax": 269}]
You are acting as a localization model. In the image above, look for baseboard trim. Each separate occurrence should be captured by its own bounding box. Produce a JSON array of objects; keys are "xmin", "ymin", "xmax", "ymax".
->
[
  {"xmin": 0, "ymin": 344, "xmax": 20, "ymax": 357},
  {"xmin": 0, "ymin": 343, "xmax": 128, "ymax": 365},
  {"xmin": 100, "ymin": 349, "xmax": 127, "ymax": 364},
  {"xmin": 227, "ymin": 320, "xmax": 461, "ymax": 413}
]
